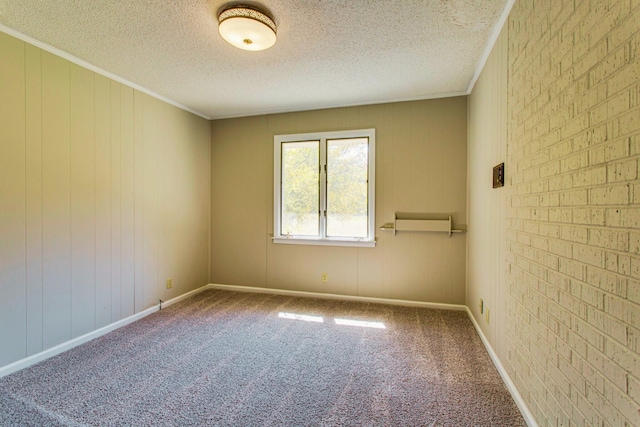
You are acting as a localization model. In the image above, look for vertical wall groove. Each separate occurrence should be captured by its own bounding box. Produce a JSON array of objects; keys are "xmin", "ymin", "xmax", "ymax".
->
[{"xmin": 23, "ymin": 41, "xmax": 28, "ymax": 358}]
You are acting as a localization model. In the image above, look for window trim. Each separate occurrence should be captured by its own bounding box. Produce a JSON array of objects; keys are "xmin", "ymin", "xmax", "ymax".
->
[{"xmin": 273, "ymin": 128, "xmax": 376, "ymax": 247}]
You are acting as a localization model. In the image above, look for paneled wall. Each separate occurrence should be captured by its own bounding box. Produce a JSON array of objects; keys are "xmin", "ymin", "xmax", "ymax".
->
[
  {"xmin": 0, "ymin": 31, "xmax": 211, "ymax": 367},
  {"xmin": 211, "ymin": 98, "xmax": 467, "ymax": 303},
  {"xmin": 467, "ymin": 25, "xmax": 508, "ymax": 354}
]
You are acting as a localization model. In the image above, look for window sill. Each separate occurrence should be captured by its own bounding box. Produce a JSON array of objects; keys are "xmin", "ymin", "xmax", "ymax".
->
[{"xmin": 272, "ymin": 237, "xmax": 376, "ymax": 248}]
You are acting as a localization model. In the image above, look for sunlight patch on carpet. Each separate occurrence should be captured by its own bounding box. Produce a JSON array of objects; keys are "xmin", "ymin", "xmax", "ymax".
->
[
  {"xmin": 277, "ymin": 312, "xmax": 385, "ymax": 329},
  {"xmin": 278, "ymin": 312, "xmax": 324, "ymax": 323},
  {"xmin": 334, "ymin": 318, "xmax": 386, "ymax": 329}
]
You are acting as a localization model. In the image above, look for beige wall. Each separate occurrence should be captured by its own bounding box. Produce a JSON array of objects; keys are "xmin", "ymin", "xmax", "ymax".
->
[
  {"xmin": 211, "ymin": 98, "xmax": 467, "ymax": 303},
  {"xmin": 470, "ymin": 0, "xmax": 640, "ymax": 425},
  {"xmin": 0, "ymin": 31, "xmax": 211, "ymax": 367},
  {"xmin": 467, "ymin": 25, "xmax": 508, "ymax": 354}
]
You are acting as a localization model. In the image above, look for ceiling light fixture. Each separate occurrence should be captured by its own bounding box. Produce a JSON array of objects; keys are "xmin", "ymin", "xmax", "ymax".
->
[{"xmin": 218, "ymin": 6, "xmax": 276, "ymax": 51}]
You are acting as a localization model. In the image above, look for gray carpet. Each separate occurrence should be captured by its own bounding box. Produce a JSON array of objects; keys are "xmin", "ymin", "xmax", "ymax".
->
[{"xmin": 0, "ymin": 289, "xmax": 525, "ymax": 426}]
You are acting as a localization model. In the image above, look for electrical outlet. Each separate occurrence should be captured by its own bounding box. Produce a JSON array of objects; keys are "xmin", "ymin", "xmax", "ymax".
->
[
  {"xmin": 486, "ymin": 309, "xmax": 490, "ymax": 324},
  {"xmin": 321, "ymin": 273, "xmax": 328, "ymax": 283},
  {"xmin": 479, "ymin": 298, "xmax": 484, "ymax": 314},
  {"xmin": 166, "ymin": 278, "xmax": 172, "ymax": 289}
]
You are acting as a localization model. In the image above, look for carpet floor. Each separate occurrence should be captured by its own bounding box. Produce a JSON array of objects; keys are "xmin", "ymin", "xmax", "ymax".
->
[{"xmin": 0, "ymin": 289, "xmax": 525, "ymax": 426}]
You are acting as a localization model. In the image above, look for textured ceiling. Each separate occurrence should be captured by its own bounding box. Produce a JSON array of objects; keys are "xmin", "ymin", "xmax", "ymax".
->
[{"xmin": 0, "ymin": 0, "xmax": 510, "ymax": 119}]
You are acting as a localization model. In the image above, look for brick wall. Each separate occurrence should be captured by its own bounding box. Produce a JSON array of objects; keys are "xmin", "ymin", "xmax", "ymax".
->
[{"xmin": 506, "ymin": 0, "xmax": 640, "ymax": 425}]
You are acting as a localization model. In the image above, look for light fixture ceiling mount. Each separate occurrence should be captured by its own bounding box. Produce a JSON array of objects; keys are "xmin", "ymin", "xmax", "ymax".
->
[{"xmin": 218, "ymin": 5, "xmax": 277, "ymax": 51}]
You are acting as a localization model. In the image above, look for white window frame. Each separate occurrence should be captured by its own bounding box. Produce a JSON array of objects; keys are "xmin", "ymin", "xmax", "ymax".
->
[{"xmin": 273, "ymin": 129, "xmax": 376, "ymax": 247}]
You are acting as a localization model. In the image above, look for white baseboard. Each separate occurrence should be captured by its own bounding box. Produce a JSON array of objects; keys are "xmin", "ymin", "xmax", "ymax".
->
[
  {"xmin": 0, "ymin": 285, "xmax": 210, "ymax": 378},
  {"xmin": 207, "ymin": 283, "xmax": 468, "ymax": 311},
  {"xmin": 465, "ymin": 307, "xmax": 538, "ymax": 427},
  {"xmin": 160, "ymin": 285, "xmax": 210, "ymax": 309}
]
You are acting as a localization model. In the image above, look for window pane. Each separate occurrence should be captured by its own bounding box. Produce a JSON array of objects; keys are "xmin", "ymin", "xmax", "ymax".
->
[
  {"xmin": 281, "ymin": 141, "xmax": 320, "ymax": 236},
  {"xmin": 327, "ymin": 138, "xmax": 368, "ymax": 238}
]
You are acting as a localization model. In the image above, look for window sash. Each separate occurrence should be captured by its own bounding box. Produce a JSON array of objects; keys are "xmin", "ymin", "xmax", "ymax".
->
[
  {"xmin": 280, "ymin": 140, "xmax": 320, "ymax": 237},
  {"xmin": 274, "ymin": 129, "xmax": 376, "ymax": 247},
  {"xmin": 326, "ymin": 137, "xmax": 369, "ymax": 238}
]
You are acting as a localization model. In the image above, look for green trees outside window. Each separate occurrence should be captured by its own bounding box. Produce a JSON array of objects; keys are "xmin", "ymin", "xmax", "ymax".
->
[{"xmin": 275, "ymin": 129, "xmax": 375, "ymax": 246}]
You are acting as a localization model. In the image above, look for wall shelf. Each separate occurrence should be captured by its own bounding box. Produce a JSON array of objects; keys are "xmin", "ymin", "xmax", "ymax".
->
[{"xmin": 379, "ymin": 213, "xmax": 465, "ymax": 236}]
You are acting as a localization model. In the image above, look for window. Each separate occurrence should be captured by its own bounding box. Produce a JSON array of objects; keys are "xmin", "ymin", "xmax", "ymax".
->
[{"xmin": 273, "ymin": 129, "xmax": 375, "ymax": 247}]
